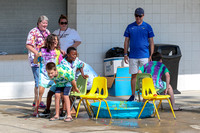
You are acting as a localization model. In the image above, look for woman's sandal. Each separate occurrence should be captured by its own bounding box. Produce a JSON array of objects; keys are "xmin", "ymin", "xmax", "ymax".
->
[
  {"xmin": 64, "ymin": 116, "xmax": 73, "ymax": 122},
  {"xmin": 49, "ymin": 116, "xmax": 59, "ymax": 121}
]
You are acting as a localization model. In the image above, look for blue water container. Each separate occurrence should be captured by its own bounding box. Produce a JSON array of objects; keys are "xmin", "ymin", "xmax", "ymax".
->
[{"xmin": 91, "ymin": 101, "xmax": 154, "ymax": 119}]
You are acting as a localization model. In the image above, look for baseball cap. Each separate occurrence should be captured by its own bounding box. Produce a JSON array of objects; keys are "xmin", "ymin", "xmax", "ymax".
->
[{"xmin": 135, "ymin": 7, "xmax": 144, "ymax": 15}]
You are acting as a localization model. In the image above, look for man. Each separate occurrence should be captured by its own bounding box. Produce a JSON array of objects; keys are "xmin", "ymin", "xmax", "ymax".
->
[{"xmin": 124, "ymin": 7, "xmax": 155, "ymax": 101}]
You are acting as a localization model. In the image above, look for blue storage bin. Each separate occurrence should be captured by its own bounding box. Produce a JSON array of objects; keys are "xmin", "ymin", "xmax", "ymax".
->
[{"xmin": 108, "ymin": 67, "xmax": 132, "ymax": 96}]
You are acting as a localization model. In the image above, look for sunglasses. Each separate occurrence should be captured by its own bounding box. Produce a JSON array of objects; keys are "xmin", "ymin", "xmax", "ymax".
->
[
  {"xmin": 135, "ymin": 14, "xmax": 143, "ymax": 18},
  {"xmin": 60, "ymin": 22, "xmax": 68, "ymax": 25}
]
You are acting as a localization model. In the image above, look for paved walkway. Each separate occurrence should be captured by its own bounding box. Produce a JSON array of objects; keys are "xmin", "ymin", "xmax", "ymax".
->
[{"xmin": 0, "ymin": 90, "xmax": 200, "ymax": 133}]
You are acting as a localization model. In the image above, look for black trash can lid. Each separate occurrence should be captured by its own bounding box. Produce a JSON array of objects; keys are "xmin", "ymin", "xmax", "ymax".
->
[
  {"xmin": 154, "ymin": 44, "xmax": 182, "ymax": 57},
  {"xmin": 105, "ymin": 47, "xmax": 125, "ymax": 58}
]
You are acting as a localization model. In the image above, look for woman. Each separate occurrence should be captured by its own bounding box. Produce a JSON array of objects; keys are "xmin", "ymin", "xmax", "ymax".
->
[
  {"xmin": 26, "ymin": 15, "xmax": 50, "ymax": 110},
  {"xmin": 53, "ymin": 14, "xmax": 81, "ymax": 54}
]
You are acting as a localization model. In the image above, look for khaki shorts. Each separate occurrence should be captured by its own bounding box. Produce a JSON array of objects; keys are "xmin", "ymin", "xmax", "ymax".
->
[{"xmin": 129, "ymin": 58, "xmax": 148, "ymax": 74}]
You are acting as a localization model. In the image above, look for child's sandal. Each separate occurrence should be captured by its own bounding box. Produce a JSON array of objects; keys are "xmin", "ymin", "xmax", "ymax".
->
[
  {"xmin": 64, "ymin": 116, "xmax": 73, "ymax": 122},
  {"xmin": 49, "ymin": 116, "xmax": 59, "ymax": 121}
]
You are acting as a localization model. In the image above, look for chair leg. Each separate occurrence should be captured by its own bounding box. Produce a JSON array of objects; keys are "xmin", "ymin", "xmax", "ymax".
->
[
  {"xmin": 87, "ymin": 100, "xmax": 96, "ymax": 118},
  {"xmin": 160, "ymin": 102, "xmax": 164, "ymax": 110},
  {"xmin": 69, "ymin": 96, "xmax": 73, "ymax": 110},
  {"xmin": 70, "ymin": 96, "xmax": 77, "ymax": 111},
  {"xmin": 95, "ymin": 99, "xmax": 101, "ymax": 119},
  {"xmin": 102, "ymin": 99, "xmax": 112, "ymax": 118},
  {"xmin": 157, "ymin": 92, "xmax": 164, "ymax": 110},
  {"xmin": 138, "ymin": 100, "xmax": 149, "ymax": 119},
  {"xmin": 75, "ymin": 98, "xmax": 83, "ymax": 118},
  {"xmin": 167, "ymin": 98, "xmax": 176, "ymax": 119},
  {"xmin": 73, "ymin": 97, "xmax": 77, "ymax": 111},
  {"xmin": 153, "ymin": 100, "xmax": 160, "ymax": 120},
  {"xmin": 153, "ymin": 100, "xmax": 162, "ymax": 117},
  {"xmin": 86, "ymin": 99, "xmax": 91, "ymax": 106},
  {"xmin": 138, "ymin": 91, "xmax": 141, "ymax": 102},
  {"xmin": 85, "ymin": 99, "xmax": 92, "ymax": 116},
  {"xmin": 82, "ymin": 100, "xmax": 92, "ymax": 118}
]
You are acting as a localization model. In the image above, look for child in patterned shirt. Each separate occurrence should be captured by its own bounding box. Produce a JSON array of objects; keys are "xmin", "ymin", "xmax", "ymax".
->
[
  {"xmin": 138, "ymin": 52, "xmax": 181, "ymax": 111},
  {"xmin": 61, "ymin": 47, "xmax": 88, "ymax": 80},
  {"xmin": 33, "ymin": 34, "xmax": 63, "ymax": 116},
  {"xmin": 39, "ymin": 47, "xmax": 88, "ymax": 118},
  {"xmin": 62, "ymin": 47, "xmax": 97, "ymax": 90},
  {"xmin": 60, "ymin": 47, "xmax": 88, "ymax": 115},
  {"xmin": 46, "ymin": 62, "xmax": 80, "ymax": 122}
]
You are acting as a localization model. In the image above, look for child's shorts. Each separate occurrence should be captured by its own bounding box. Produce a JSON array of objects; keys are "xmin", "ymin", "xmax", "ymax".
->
[
  {"xmin": 156, "ymin": 81, "xmax": 167, "ymax": 93},
  {"xmin": 50, "ymin": 84, "xmax": 56, "ymax": 92},
  {"xmin": 55, "ymin": 86, "xmax": 72, "ymax": 96}
]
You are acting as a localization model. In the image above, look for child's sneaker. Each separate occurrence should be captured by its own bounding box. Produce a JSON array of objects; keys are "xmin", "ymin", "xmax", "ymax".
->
[
  {"xmin": 32, "ymin": 102, "xmax": 35, "ymax": 107},
  {"xmin": 39, "ymin": 101, "xmax": 46, "ymax": 109},
  {"xmin": 39, "ymin": 109, "xmax": 51, "ymax": 117},
  {"xmin": 59, "ymin": 111, "xmax": 66, "ymax": 120},
  {"xmin": 126, "ymin": 95, "xmax": 135, "ymax": 101}
]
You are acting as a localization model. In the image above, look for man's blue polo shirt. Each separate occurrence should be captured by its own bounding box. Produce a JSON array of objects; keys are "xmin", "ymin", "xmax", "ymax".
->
[{"xmin": 124, "ymin": 21, "xmax": 154, "ymax": 59}]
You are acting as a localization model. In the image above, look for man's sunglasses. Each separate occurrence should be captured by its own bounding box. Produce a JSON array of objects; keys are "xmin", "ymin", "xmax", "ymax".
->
[
  {"xmin": 135, "ymin": 14, "xmax": 143, "ymax": 18},
  {"xmin": 60, "ymin": 22, "xmax": 68, "ymax": 25}
]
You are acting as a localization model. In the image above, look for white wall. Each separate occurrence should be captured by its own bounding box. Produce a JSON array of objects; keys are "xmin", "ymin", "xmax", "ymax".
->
[
  {"xmin": 1, "ymin": 0, "xmax": 200, "ymax": 99},
  {"xmin": 0, "ymin": 58, "xmax": 48, "ymax": 99},
  {"xmin": 74, "ymin": 0, "xmax": 200, "ymax": 91}
]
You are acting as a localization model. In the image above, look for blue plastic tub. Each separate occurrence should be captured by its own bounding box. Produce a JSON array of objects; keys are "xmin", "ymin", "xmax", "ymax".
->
[{"xmin": 90, "ymin": 101, "xmax": 154, "ymax": 119}]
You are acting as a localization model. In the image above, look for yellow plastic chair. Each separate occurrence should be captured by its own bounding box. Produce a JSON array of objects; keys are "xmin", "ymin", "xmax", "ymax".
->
[
  {"xmin": 138, "ymin": 78, "xmax": 176, "ymax": 121},
  {"xmin": 136, "ymin": 73, "xmax": 164, "ymax": 110},
  {"xmin": 135, "ymin": 73, "xmax": 152, "ymax": 102},
  {"xmin": 76, "ymin": 76, "xmax": 112, "ymax": 119}
]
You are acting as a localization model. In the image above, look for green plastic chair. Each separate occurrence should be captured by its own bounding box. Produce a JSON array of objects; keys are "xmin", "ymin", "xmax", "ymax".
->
[
  {"xmin": 136, "ymin": 73, "xmax": 152, "ymax": 102},
  {"xmin": 70, "ymin": 75, "xmax": 88, "ymax": 111}
]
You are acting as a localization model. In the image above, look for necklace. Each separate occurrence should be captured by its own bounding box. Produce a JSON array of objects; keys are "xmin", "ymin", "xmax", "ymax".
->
[
  {"xmin": 58, "ymin": 28, "xmax": 68, "ymax": 39},
  {"xmin": 37, "ymin": 27, "xmax": 47, "ymax": 40}
]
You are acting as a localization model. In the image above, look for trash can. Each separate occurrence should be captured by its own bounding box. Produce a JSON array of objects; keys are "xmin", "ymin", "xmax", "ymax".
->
[{"xmin": 154, "ymin": 44, "xmax": 182, "ymax": 94}]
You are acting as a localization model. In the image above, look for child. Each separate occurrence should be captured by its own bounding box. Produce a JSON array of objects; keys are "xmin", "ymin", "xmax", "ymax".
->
[
  {"xmin": 46, "ymin": 62, "xmax": 80, "ymax": 122},
  {"xmin": 40, "ymin": 47, "xmax": 94, "ymax": 117},
  {"xmin": 76, "ymin": 62, "xmax": 98, "ymax": 91},
  {"xmin": 138, "ymin": 52, "xmax": 182, "ymax": 111},
  {"xmin": 60, "ymin": 47, "xmax": 88, "ymax": 115},
  {"xmin": 33, "ymin": 34, "xmax": 63, "ymax": 116},
  {"xmin": 64, "ymin": 47, "xmax": 97, "ymax": 91},
  {"xmin": 60, "ymin": 47, "xmax": 88, "ymax": 79}
]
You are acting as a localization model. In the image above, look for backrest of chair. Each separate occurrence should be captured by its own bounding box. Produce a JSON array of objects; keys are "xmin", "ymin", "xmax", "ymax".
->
[
  {"xmin": 76, "ymin": 75, "xmax": 88, "ymax": 95},
  {"xmin": 88, "ymin": 76, "xmax": 108, "ymax": 97},
  {"xmin": 136, "ymin": 73, "xmax": 152, "ymax": 91},
  {"xmin": 142, "ymin": 78, "xmax": 157, "ymax": 99}
]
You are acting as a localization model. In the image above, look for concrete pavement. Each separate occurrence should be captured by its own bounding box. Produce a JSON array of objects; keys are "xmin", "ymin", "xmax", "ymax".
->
[{"xmin": 0, "ymin": 90, "xmax": 199, "ymax": 133}]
